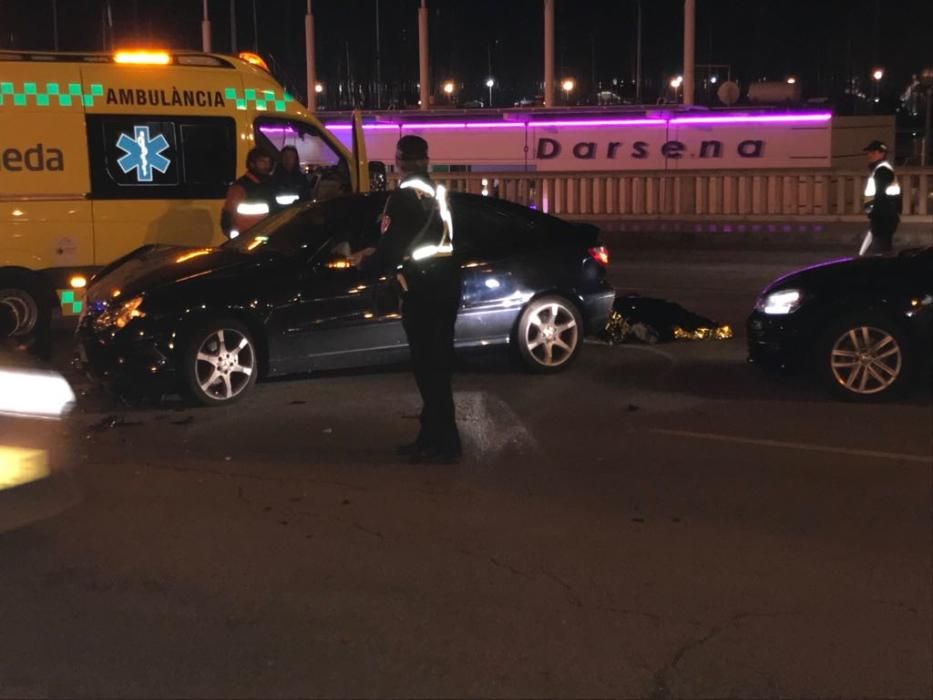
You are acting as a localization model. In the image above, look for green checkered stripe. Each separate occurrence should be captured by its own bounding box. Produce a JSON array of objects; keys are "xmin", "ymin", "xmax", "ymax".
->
[
  {"xmin": 223, "ymin": 87, "xmax": 293, "ymax": 111},
  {"xmin": 0, "ymin": 82, "xmax": 104, "ymax": 107},
  {"xmin": 57, "ymin": 290, "xmax": 83, "ymax": 315}
]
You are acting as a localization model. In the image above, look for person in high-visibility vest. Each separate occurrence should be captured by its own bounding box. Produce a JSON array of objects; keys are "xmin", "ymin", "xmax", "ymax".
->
[
  {"xmin": 271, "ymin": 145, "xmax": 311, "ymax": 208},
  {"xmin": 221, "ymin": 147, "xmax": 276, "ymax": 239},
  {"xmin": 859, "ymin": 140, "xmax": 902, "ymax": 256},
  {"xmin": 350, "ymin": 135, "xmax": 462, "ymax": 464}
]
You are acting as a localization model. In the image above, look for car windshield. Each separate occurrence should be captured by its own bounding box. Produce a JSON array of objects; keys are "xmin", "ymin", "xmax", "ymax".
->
[{"xmin": 221, "ymin": 203, "xmax": 328, "ymax": 257}]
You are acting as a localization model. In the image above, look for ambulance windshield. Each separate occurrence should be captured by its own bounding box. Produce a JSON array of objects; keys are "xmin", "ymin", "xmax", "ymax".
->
[{"xmin": 255, "ymin": 118, "xmax": 351, "ymax": 200}]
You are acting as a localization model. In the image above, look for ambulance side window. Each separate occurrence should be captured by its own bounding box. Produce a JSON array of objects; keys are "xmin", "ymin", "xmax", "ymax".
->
[
  {"xmin": 180, "ymin": 122, "xmax": 236, "ymax": 189},
  {"xmin": 87, "ymin": 115, "xmax": 235, "ymax": 199}
]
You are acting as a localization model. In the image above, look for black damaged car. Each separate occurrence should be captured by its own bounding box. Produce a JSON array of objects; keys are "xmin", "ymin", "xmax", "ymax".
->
[
  {"xmin": 748, "ymin": 247, "xmax": 933, "ymax": 400},
  {"xmin": 75, "ymin": 192, "xmax": 615, "ymax": 405}
]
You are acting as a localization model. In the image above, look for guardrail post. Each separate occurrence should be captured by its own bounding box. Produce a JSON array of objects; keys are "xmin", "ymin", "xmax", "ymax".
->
[
  {"xmin": 695, "ymin": 175, "xmax": 708, "ymax": 215},
  {"xmin": 619, "ymin": 176, "xmax": 631, "ymax": 215},
  {"xmin": 917, "ymin": 172, "xmax": 930, "ymax": 216},
  {"xmin": 901, "ymin": 174, "xmax": 913, "ymax": 216},
  {"xmin": 851, "ymin": 177, "xmax": 862, "ymax": 215},
  {"xmin": 632, "ymin": 177, "xmax": 644, "ymax": 215}
]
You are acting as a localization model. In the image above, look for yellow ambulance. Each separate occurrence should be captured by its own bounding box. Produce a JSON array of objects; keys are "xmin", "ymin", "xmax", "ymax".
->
[{"xmin": 0, "ymin": 49, "xmax": 369, "ymax": 337}]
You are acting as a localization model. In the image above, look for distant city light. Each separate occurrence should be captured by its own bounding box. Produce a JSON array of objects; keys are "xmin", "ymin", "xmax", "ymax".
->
[
  {"xmin": 443, "ymin": 81, "xmax": 455, "ymax": 95},
  {"xmin": 314, "ymin": 82, "xmax": 324, "ymax": 94},
  {"xmin": 561, "ymin": 78, "xmax": 576, "ymax": 93},
  {"xmin": 710, "ymin": 75, "xmax": 719, "ymax": 84},
  {"xmin": 872, "ymin": 68, "xmax": 884, "ymax": 81},
  {"xmin": 670, "ymin": 75, "xmax": 683, "ymax": 89},
  {"xmin": 786, "ymin": 76, "xmax": 797, "ymax": 84}
]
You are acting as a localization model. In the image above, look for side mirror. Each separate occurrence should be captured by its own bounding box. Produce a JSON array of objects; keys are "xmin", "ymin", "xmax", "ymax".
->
[{"xmin": 368, "ymin": 161, "xmax": 388, "ymax": 192}]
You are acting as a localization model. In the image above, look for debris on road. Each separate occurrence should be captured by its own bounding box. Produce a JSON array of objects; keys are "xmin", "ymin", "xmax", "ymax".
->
[
  {"xmin": 603, "ymin": 295, "xmax": 734, "ymax": 344},
  {"xmin": 87, "ymin": 415, "xmax": 143, "ymax": 432}
]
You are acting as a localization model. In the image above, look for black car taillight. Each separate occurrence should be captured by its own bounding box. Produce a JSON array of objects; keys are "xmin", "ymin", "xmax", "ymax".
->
[{"xmin": 588, "ymin": 246, "xmax": 610, "ymax": 267}]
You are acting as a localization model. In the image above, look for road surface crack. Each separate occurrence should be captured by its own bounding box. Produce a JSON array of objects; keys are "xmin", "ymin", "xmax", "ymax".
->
[
  {"xmin": 649, "ymin": 610, "xmax": 801, "ymax": 700},
  {"xmin": 541, "ymin": 569, "xmax": 584, "ymax": 608},
  {"xmin": 353, "ymin": 522, "xmax": 384, "ymax": 539},
  {"xmin": 488, "ymin": 556, "xmax": 534, "ymax": 580}
]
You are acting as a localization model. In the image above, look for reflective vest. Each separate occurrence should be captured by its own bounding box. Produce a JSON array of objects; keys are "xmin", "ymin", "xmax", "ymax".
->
[
  {"xmin": 397, "ymin": 176, "xmax": 454, "ymax": 263},
  {"xmin": 863, "ymin": 160, "xmax": 901, "ymax": 208},
  {"xmin": 224, "ymin": 174, "xmax": 275, "ymax": 238}
]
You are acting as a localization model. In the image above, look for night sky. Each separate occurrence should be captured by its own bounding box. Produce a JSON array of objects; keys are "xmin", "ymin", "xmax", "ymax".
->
[{"xmin": 1, "ymin": 0, "xmax": 930, "ymax": 109}]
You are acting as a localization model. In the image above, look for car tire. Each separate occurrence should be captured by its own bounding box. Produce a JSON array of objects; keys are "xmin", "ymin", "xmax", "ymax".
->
[
  {"xmin": 515, "ymin": 295, "xmax": 583, "ymax": 373},
  {"xmin": 816, "ymin": 312, "xmax": 912, "ymax": 401},
  {"xmin": 181, "ymin": 318, "xmax": 259, "ymax": 406},
  {"xmin": 0, "ymin": 271, "xmax": 50, "ymax": 340}
]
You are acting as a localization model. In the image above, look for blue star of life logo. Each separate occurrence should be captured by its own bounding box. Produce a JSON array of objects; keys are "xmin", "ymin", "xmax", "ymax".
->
[{"xmin": 116, "ymin": 126, "xmax": 171, "ymax": 183}]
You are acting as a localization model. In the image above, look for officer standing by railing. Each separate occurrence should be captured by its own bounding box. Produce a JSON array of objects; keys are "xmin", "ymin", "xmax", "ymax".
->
[
  {"xmin": 859, "ymin": 140, "xmax": 902, "ymax": 256},
  {"xmin": 350, "ymin": 135, "xmax": 462, "ymax": 464},
  {"xmin": 221, "ymin": 147, "xmax": 276, "ymax": 239}
]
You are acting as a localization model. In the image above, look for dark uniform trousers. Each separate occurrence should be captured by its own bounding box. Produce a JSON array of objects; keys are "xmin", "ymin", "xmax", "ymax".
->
[
  {"xmin": 401, "ymin": 258, "xmax": 462, "ymax": 453},
  {"xmin": 865, "ymin": 218, "xmax": 896, "ymax": 254}
]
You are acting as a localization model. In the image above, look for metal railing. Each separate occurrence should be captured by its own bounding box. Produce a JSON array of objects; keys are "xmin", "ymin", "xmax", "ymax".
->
[{"xmin": 392, "ymin": 168, "xmax": 933, "ymax": 222}]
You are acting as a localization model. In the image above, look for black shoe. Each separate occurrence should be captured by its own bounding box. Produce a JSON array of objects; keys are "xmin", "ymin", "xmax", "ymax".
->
[{"xmin": 396, "ymin": 440, "xmax": 423, "ymax": 457}]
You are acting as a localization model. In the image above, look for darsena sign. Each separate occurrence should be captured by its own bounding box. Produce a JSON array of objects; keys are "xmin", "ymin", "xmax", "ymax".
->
[{"xmin": 327, "ymin": 112, "xmax": 834, "ymax": 171}]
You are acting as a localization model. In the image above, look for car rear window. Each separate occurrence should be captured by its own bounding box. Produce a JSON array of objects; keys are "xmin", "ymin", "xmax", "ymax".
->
[{"xmin": 451, "ymin": 194, "xmax": 577, "ymax": 259}]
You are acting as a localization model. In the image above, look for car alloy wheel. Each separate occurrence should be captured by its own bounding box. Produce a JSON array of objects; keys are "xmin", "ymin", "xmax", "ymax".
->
[
  {"xmin": 0, "ymin": 287, "xmax": 39, "ymax": 336},
  {"xmin": 829, "ymin": 325, "xmax": 902, "ymax": 396},
  {"xmin": 194, "ymin": 327, "xmax": 256, "ymax": 402},
  {"xmin": 517, "ymin": 295, "xmax": 582, "ymax": 372}
]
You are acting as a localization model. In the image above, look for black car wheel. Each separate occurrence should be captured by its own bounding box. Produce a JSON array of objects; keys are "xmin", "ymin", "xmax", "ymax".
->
[
  {"xmin": 516, "ymin": 295, "xmax": 582, "ymax": 372},
  {"xmin": 182, "ymin": 319, "xmax": 258, "ymax": 406},
  {"xmin": 817, "ymin": 313, "xmax": 910, "ymax": 400}
]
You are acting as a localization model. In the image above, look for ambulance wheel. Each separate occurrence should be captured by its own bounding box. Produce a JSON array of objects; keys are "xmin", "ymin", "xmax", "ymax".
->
[
  {"xmin": 0, "ymin": 271, "xmax": 50, "ymax": 339},
  {"xmin": 182, "ymin": 318, "xmax": 258, "ymax": 406}
]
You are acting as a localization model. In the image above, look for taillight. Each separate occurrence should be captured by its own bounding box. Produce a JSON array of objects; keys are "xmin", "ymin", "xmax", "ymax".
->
[{"xmin": 588, "ymin": 246, "xmax": 610, "ymax": 266}]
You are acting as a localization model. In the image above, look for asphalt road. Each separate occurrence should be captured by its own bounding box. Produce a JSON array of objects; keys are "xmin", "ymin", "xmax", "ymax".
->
[{"xmin": 1, "ymin": 246, "xmax": 931, "ymax": 699}]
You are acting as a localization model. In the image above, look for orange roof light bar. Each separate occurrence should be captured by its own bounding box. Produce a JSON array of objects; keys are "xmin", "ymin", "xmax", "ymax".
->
[
  {"xmin": 238, "ymin": 51, "xmax": 269, "ymax": 72},
  {"xmin": 114, "ymin": 50, "xmax": 172, "ymax": 65}
]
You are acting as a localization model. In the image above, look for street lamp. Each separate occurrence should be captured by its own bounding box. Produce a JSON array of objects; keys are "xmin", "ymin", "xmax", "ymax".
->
[
  {"xmin": 485, "ymin": 77, "xmax": 495, "ymax": 107},
  {"xmin": 443, "ymin": 80, "xmax": 455, "ymax": 105},
  {"xmin": 315, "ymin": 82, "xmax": 324, "ymax": 94},
  {"xmin": 872, "ymin": 67, "xmax": 884, "ymax": 105},
  {"xmin": 669, "ymin": 74, "xmax": 683, "ymax": 101},
  {"xmin": 786, "ymin": 76, "xmax": 797, "ymax": 84},
  {"xmin": 561, "ymin": 78, "xmax": 575, "ymax": 104}
]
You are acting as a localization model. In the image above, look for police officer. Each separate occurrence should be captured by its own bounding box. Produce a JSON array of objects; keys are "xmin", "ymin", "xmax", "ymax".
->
[
  {"xmin": 859, "ymin": 140, "xmax": 901, "ymax": 256},
  {"xmin": 221, "ymin": 147, "xmax": 275, "ymax": 239},
  {"xmin": 350, "ymin": 135, "xmax": 462, "ymax": 464},
  {"xmin": 272, "ymin": 145, "xmax": 311, "ymax": 207}
]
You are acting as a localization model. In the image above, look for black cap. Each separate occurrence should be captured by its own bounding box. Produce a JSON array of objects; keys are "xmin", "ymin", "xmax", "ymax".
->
[
  {"xmin": 396, "ymin": 135, "xmax": 429, "ymax": 161},
  {"xmin": 863, "ymin": 140, "xmax": 888, "ymax": 153}
]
